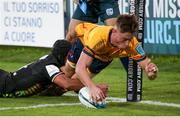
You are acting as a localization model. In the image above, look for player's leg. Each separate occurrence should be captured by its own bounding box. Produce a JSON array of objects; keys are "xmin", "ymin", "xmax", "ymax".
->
[
  {"xmin": 96, "ymin": 0, "xmax": 119, "ymax": 25},
  {"xmin": 66, "ymin": 1, "xmax": 98, "ymax": 43},
  {"xmin": 66, "ymin": 19, "xmax": 83, "ymax": 43}
]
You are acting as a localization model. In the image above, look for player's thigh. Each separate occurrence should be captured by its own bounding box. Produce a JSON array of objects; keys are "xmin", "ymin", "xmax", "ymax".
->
[
  {"xmin": 72, "ymin": 3, "xmax": 98, "ymax": 23},
  {"xmin": 105, "ymin": 18, "xmax": 117, "ymax": 26},
  {"xmin": 66, "ymin": 19, "xmax": 83, "ymax": 41},
  {"xmin": 98, "ymin": 0, "xmax": 120, "ymax": 23}
]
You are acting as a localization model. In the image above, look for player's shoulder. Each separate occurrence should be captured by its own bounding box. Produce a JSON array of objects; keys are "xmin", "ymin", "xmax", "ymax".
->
[
  {"xmin": 76, "ymin": 22, "xmax": 97, "ymax": 31},
  {"xmin": 75, "ymin": 22, "xmax": 98, "ymax": 36},
  {"xmin": 89, "ymin": 25, "xmax": 112, "ymax": 41}
]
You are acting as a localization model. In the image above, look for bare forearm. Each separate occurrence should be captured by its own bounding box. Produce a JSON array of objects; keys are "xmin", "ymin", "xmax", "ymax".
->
[
  {"xmin": 75, "ymin": 67, "xmax": 95, "ymax": 88},
  {"xmin": 53, "ymin": 74, "xmax": 84, "ymax": 92},
  {"xmin": 75, "ymin": 52, "xmax": 95, "ymax": 88}
]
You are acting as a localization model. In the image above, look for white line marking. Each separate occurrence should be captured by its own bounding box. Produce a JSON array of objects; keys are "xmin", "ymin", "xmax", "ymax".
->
[
  {"xmin": 107, "ymin": 97, "xmax": 180, "ymax": 108},
  {"xmin": 0, "ymin": 103, "xmax": 81, "ymax": 111},
  {"xmin": 0, "ymin": 94, "xmax": 180, "ymax": 111}
]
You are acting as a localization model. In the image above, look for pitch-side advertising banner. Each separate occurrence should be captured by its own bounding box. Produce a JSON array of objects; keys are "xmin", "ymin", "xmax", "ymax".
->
[
  {"xmin": 119, "ymin": 0, "xmax": 180, "ymax": 55},
  {"xmin": 0, "ymin": 0, "xmax": 64, "ymax": 48}
]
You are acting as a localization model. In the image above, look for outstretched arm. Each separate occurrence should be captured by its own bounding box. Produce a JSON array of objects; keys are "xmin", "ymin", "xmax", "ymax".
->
[
  {"xmin": 75, "ymin": 52, "xmax": 106, "ymax": 102},
  {"xmin": 137, "ymin": 57, "xmax": 158, "ymax": 80}
]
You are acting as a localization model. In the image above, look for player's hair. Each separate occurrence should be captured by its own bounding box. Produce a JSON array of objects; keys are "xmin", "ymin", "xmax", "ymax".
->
[
  {"xmin": 51, "ymin": 40, "xmax": 71, "ymax": 65},
  {"xmin": 116, "ymin": 14, "xmax": 138, "ymax": 33}
]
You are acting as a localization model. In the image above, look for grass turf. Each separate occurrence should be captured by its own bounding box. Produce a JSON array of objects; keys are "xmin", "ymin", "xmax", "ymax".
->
[{"xmin": 0, "ymin": 46, "xmax": 180, "ymax": 116}]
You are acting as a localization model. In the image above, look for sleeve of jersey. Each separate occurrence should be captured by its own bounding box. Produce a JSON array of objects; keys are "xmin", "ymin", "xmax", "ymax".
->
[
  {"xmin": 129, "ymin": 37, "xmax": 146, "ymax": 62},
  {"xmin": 45, "ymin": 64, "xmax": 62, "ymax": 82}
]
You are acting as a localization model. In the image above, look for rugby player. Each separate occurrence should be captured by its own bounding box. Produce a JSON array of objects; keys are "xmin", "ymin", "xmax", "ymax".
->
[
  {"xmin": 66, "ymin": 0, "xmax": 129, "ymax": 70},
  {"xmin": 0, "ymin": 40, "xmax": 84, "ymax": 97},
  {"xmin": 61, "ymin": 14, "xmax": 158, "ymax": 102},
  {"xmin": 66, "ymin": 0, "xmax": 120, "ymax": 42}
]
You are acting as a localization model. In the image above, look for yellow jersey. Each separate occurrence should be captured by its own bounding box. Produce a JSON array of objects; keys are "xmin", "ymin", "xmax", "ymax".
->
[{"xmin": 75, "ymin": 23, "xmax": 145, "ymax": 62}]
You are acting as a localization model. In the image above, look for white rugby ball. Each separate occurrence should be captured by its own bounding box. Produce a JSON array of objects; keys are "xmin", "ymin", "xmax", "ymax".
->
[{"xmin": 78, "ymin": 87, "xmax": 106, "ymax": 109}]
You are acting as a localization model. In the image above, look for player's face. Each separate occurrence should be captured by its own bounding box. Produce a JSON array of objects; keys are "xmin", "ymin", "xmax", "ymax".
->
[{"xmin": 111, "ymin": 29, "xmax": 133, "ymax": 49}]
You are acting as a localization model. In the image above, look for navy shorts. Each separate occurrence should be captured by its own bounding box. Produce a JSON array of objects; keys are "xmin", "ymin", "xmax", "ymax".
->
[
  {"xmin": 72, "ymin": 0, "xmax": 120, "ymax": 23},
  {"xmin": 67, "ymin": 39, "xmax": 112, "ymax": 74}
]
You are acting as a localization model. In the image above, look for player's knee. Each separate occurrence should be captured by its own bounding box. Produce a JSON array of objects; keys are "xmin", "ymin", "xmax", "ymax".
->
[
  {"xmin": 66, "ymin": 30, "xmax": 76, "ymax": 42},
  {"xmin": 105, "ymin": 18, "xmax": 117, "ymax": 26}
]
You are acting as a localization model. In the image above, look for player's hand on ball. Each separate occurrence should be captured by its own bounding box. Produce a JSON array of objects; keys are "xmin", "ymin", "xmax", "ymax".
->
[
  {"xmin": 89, "ymin": 85, "xmax": 106, "ymax": 103},
  {"xmin": 96, "ymin": 84, "xmax": 108, "ymax": 97},
  {"xmin": 145, "ymin": 63, "xmax": 158, "ymax": 80}
]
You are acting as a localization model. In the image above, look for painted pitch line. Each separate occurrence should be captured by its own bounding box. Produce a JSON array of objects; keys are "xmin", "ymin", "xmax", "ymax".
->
[
  {"xmin": 65, "ymin": 93, "xmax": 180, "ymax": 108},
  {"xmin": 0, "ymin": 103, "xmax": 81, "ymax": 111},
  {"xmin": 0, "ymin": 95, "xmax": 180, "ymax": 111},
  {"xmin": 107, "ymin": 97, "xmax": 180, "ymax": 108}
]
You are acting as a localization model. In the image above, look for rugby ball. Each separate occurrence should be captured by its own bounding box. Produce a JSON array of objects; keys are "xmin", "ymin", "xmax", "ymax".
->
[{"xmin": 78, "ymin": 87, "xmax": 106, "ymax": 109}]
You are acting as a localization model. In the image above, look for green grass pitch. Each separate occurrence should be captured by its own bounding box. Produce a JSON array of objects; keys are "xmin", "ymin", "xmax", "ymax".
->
[{"xmin": 0, "ymin": 46, "xmax": 180, "ymax": 116}]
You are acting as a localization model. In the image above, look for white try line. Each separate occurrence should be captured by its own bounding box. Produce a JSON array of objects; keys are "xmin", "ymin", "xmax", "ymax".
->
[
  {"xmin": 106, "ymin": 97, "xmax": 180, "ymax": 108},
  {"xmin": 0, "ymin": 94, "xmax": 180, "ymax": 111},
  {"xmin": 0, "ymin": 103, "xmax": 81, "ymax": 111}
]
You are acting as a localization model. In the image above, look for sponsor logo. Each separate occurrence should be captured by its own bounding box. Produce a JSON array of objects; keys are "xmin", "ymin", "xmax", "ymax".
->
[
  {"xmin": 136, "ymin": 44, "xmax": 145, "ymax": 56},
  {"xmin": 106, "ymin": 8, "xmax": 114, "ymax": 16}
]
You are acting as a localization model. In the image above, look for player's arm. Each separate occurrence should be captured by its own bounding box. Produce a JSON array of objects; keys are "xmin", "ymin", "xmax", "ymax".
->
[
  {"xmin": 137, "ymin": 57, "xmax": 158, "ymax": 80},
  {"xmin": 129, "ymin": 37, "xmax": 158, "ymax": 80},
  {"xmin": 75, "ymin": 51, "xmax": 106, "ymax": 102},
  {"xmin": 53, "ymin": 73, "xmax": 84, "ymax": 92}
]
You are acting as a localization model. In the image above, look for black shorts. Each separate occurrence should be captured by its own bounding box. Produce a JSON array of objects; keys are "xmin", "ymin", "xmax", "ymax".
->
[{"xmin": 72, "ymin": 0, "xmax": 120, "ymax": 23}]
